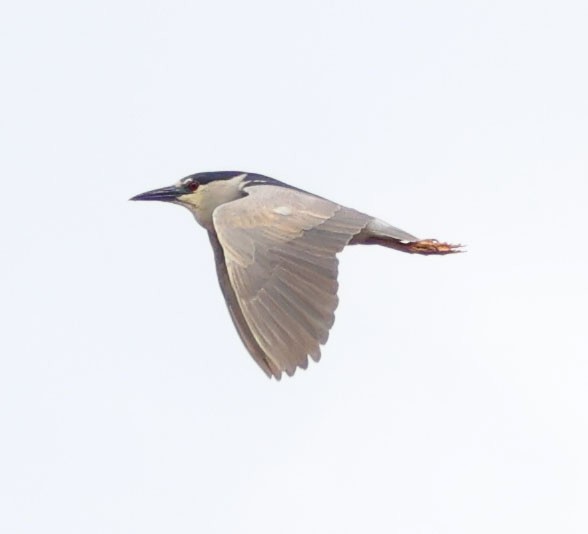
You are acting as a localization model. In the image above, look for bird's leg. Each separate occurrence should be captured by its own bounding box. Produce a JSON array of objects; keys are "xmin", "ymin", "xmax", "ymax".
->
[
  {"xmin": 404, "ymin": 239, "xmax": 464, "ymax": 255},
  {"xmin": 357, "ymin": 234, "xmax": 464, "ymax": 255}
]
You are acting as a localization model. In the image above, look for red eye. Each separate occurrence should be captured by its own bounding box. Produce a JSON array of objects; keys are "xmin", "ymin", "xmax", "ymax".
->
[{"xmin": 186, "ymin": 180, "xmax": 199, "ymax": 192}]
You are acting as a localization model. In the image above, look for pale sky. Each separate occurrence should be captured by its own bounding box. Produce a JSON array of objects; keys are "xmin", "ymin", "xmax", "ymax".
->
[{"xmin": 1, "ymin": 1, "xmax": 587, "ymax": 533}]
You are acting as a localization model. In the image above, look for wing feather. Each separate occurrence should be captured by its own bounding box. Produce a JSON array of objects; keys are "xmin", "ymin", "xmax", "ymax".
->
[
  {"xmin": 212, "ymin": 185, "xmax": 370, "ymax": 378},
  {"xmin": 207, "ymin": 232, "xmax": 280, "ymax": 378}
]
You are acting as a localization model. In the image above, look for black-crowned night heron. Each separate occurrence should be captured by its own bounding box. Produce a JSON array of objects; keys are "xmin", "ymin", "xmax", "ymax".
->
[{"xmin": 131, "ymin": 171, "xmax": 461, "ymax": 379}]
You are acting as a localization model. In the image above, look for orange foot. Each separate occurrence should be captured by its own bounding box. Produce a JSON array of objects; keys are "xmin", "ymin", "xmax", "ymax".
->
[{"xmin": 406, "ymin": 239, "xmax": 465, "ymax": 255}]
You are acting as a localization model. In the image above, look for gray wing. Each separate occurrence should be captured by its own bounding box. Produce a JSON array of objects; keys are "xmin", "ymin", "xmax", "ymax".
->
[
  {"xmin": 207, "ymin": 231, "xmax": 281, "ymax": 378},
  {"xmin": 212, "ymin": 185, "xmax": 371, "ymax": 379}
]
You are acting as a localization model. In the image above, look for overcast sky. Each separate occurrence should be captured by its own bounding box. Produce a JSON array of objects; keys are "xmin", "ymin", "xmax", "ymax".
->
[{"xmin": 1, "ymin": 1, "xmax": 587, "ymax": 532}]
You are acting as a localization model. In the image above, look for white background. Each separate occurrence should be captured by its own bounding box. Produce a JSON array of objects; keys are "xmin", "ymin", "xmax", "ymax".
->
[{"xmin": 1, "ymin": 1, "xmax": 587, "ymax": 532}]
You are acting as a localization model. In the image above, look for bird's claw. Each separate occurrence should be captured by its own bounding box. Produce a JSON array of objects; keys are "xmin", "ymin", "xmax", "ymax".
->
[{"xmin": 406, "ymin": 239, "xmax": 465, "ymax": 255}]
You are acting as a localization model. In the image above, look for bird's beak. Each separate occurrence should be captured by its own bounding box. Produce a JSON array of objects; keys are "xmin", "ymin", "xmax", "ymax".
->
[{"xmin": 130, "ymin": 185, "xmax": 182, "ymax": 202}]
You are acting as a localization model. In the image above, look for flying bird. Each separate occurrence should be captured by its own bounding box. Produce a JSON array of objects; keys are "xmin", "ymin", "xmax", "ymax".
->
[{"xmin": 131, "ymin": 171, "xmax": 461, "ymax": 379}]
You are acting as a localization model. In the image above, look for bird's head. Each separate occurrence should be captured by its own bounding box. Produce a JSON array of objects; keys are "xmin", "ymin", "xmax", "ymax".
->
[{"xmin": 131, "ymin": 171, "xmax": 251, "ymax": 229}]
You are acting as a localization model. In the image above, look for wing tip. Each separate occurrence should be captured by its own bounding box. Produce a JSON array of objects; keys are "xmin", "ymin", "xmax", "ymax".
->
[{"xmin": 264, "ymin": 346, "xmax": 324, "ymax": 380}]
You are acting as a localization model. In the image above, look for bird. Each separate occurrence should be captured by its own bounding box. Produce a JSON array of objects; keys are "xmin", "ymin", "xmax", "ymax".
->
[{"xmin": 131, "ymin": 171, "xmax": 461, "ymax": 379}]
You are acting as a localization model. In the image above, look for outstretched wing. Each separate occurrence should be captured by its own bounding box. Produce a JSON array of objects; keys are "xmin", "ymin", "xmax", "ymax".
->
[{"xmin": 211, "ymin": 185, "xmax": 370, "ymax": 379}]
